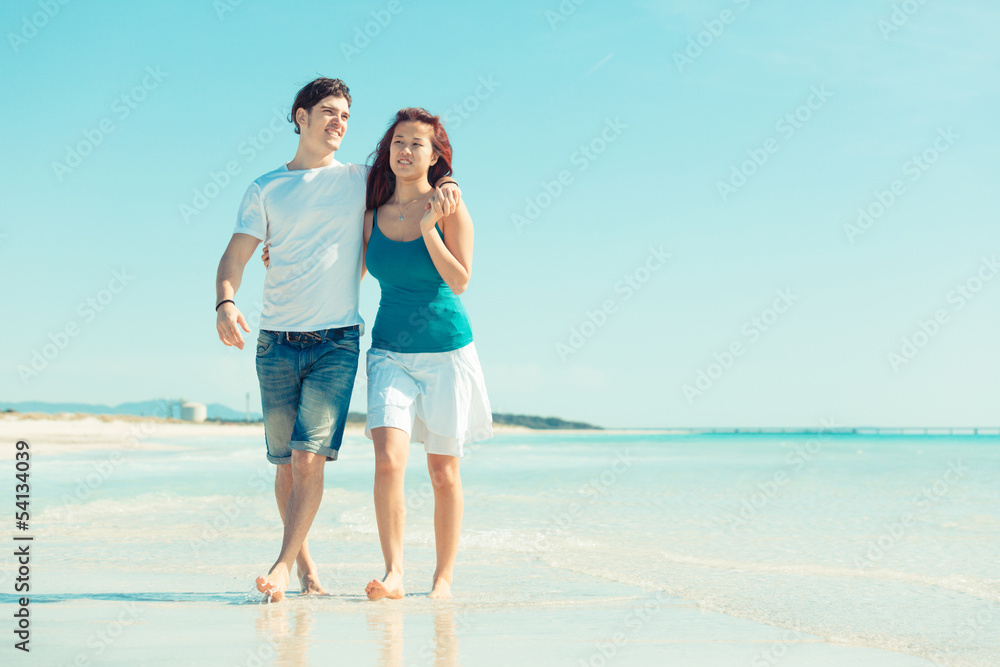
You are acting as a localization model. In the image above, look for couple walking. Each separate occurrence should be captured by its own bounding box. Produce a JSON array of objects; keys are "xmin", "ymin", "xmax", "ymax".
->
[{"xmin": 214, "ymin": 77, "xmax": 492, "ymax": 602}]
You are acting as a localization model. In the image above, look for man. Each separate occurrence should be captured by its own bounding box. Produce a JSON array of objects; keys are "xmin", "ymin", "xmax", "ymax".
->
[{"xmin": 214, "ymin": 78, "xmax": 460, "ymax": 602}]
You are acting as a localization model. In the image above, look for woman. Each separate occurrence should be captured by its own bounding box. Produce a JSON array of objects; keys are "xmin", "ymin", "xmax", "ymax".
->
[{"xmin": 362, "ymin": 108, "xmax": 492, "ymax": 600}]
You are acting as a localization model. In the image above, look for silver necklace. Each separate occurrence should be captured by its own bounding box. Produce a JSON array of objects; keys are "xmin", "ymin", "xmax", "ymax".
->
[{"xmin": 393, "ymin": 191, "xmax": 430, "ymax": 221}]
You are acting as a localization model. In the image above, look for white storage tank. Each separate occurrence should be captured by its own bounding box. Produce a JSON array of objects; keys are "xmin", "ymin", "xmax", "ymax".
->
[{"xmin": 180, "ymin": 402, "xmax": 207, "ymax": 422}]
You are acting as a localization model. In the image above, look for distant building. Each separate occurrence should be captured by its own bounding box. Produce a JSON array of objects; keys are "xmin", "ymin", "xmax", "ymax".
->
[{"xmin": 180, "ymin": 402, "xmax": 207, "ymax": 422}]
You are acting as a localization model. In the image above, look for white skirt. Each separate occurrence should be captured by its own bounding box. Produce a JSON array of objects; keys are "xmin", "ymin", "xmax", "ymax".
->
[{"xmin": 365, "ymin": 342, "xmax": 493, "ymax": 457}]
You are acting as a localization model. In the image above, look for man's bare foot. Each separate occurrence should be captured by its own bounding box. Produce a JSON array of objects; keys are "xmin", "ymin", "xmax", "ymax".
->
[
  {"xmin": 299, "ymin": 571, "xmax": 328, "ymax": 596},
  {"xmin": 256, "ymin": 563, "xmax": 290, "ymax": 603},
  {"xmin": 365, "ymin": 572, "xmax": 405, "ymax": 601},
  {"xmin": 428, "ymin": 577, "xmax": 452, "ymax": 599}
]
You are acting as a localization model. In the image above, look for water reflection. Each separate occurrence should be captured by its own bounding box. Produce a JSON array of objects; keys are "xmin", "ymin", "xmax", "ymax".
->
[
  {"xmin": 368, "ymin": 605, "xmax": 461, "ymax": 667},
  {"xmin": 254, "ymin": 602, "xmax": 314, "ymax": 666},
  {"xmin": 431, "ymin": 608, "xmax": 459, "ymax": 666},
  {"xmin": 252, "ymin": 600, "xmax": 461, "ymax": 666},
  {"xmin": 367, "ymin": 608, "xmax": 404, "ymax": 666}
]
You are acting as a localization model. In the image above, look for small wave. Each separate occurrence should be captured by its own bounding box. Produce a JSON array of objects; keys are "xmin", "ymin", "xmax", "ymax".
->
[{"xmin": 657, "ymin": 550, "xmax": 1000, "ymax": 603}]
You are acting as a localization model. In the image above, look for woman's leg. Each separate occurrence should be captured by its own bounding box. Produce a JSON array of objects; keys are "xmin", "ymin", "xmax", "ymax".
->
[
  {"xmin": 366, "ymin": 426, "xmax": 410, "ymax": 600},
  {"xmin": 427, "ymin": 453, "xmax": 463, "ymax": 598}
]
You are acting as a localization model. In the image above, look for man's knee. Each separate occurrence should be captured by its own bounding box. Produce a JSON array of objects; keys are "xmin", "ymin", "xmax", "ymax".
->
[{"xmin": 290, "ymin": 450, "xmax": 325, "ymax": 481}]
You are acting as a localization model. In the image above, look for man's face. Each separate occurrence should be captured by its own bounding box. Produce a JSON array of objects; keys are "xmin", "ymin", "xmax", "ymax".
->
[{"xmin": 299, "ymin": 95, "xmax": 350, "ymax": 153}]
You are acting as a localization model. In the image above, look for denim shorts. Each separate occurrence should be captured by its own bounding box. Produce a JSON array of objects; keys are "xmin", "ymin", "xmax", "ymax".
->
[{"xmin": 255, "ymin": 326, "xmax": 360, "ymax": 464}]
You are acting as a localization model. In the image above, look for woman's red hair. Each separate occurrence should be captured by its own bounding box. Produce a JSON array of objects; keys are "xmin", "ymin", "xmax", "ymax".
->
[{"xmin": 366, "ymin": 108, "xmax": 453, "ymax": 210}]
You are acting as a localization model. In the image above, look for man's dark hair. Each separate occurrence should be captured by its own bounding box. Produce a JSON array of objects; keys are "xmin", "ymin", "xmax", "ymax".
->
[{"xmin": 289, "ymin": 78, "xmax": 352, "ymax": 135}]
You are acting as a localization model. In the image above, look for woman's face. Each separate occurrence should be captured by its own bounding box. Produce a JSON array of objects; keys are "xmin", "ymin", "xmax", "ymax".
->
[{"xmin": 389, "ymin": 121, "xmax": 438, "ymax": 180}]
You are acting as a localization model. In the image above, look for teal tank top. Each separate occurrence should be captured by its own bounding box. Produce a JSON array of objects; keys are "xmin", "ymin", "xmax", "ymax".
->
[{"xmin": 367, "ymin": 209, "xmax": 474, "ymax": 353}]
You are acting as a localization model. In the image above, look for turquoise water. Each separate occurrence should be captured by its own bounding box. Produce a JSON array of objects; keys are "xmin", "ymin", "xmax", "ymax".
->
[{"xmin": 2, "ymin": 431, "xmax": 998, "ymax": 665}]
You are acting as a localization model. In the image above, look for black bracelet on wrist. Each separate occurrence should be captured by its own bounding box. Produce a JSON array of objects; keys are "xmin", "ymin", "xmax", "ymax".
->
[
  {"xmin": 438, "ymin": 180, "xmax": 458, "ymax": 187},
  {"xmin": 215, "ymin": 299, "xmax": 235, "ymax": 311}
]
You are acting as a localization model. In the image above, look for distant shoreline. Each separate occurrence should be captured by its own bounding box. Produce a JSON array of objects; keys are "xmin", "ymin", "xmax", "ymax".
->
[
  {"xmin": 0, "ymin": 405, "xmax": 604, "ymax": 431},
  {"xmin": 2, "ymin": 411, "xmax": 997, "ymax": 437}
]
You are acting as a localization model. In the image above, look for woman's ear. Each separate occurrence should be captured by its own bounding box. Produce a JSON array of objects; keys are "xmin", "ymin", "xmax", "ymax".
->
[{"xmin": 430, "ymin": 153, "xmax": 439, "ymax": 165}]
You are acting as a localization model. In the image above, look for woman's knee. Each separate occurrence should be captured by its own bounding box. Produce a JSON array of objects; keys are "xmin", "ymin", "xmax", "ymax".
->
[
  {"xmin": 428, "ymin": 460, "xmax": 460, "ymax": 490},
  {"xmin": 374, "ymin": 453, "xmax": 406, "ymax": 478}
]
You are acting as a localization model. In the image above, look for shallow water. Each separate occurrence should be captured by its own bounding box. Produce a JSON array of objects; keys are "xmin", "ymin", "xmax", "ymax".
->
[{"xmin": 2, "ymin": 431, "xmax": 997, "ymax": 665}]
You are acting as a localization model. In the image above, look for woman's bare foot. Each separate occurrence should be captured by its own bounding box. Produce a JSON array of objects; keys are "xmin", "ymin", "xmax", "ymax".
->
[
  {"xmin": 256, "ymin": 563, "xmax": 290, "ymax": 603},
  {"xmin": 299, "ymin": 571, "xmax": 328, "ymax": 596},
  {"xmin": 428, "ymin": 577, "xmax": 452, "ymax": 599},
  {"xmin": 365, "ymin": 571, "xmax": 405, "ymax": 601}
]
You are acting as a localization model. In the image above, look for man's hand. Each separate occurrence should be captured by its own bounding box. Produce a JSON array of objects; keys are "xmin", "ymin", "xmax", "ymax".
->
[
  {"xmin": 215, "ymin": 232, "xmax": 260, "ymax": 349},
  {"xmin": 420, "ymin": 188, "xmax": 448, "ymax": 235},
  {"xmin": 433, "ymin": 181, "xmax": 461, "ymax": 217},
  {"xmin": 217, "ymin": 302, "xmax": 251, "ymax": 349},
  {"xmin": 261, "ymin": 245, "xmax": 270, "ymax": 268}
]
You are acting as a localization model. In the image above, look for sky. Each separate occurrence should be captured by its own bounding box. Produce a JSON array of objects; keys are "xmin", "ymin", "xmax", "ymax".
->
[{"xmin": 1, "ymin": 0, "xmax": 998, "ymax": 428}]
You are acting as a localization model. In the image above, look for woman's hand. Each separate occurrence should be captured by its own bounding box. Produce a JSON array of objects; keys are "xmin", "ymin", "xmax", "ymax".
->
[
  {"xmin": 420, "ymin": 187, "xmax": 448, "ymax": 235},
  {"xmin": 261, "ymin": 245, "xmax": 270, "ymax": 268}
]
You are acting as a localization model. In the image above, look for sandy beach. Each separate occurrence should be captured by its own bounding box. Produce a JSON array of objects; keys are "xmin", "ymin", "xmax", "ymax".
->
[
  {"xmin": 2, "ymin": 416, "xmax": 987, "ymax": 666},
  {"xmin": 0, "ymin": 413, "xmax": 534, "ymax": 454}
]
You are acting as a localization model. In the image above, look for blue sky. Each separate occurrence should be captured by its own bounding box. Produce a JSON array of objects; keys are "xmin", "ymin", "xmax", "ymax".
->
[{"xmin": 2, "ymin": 0, "xmax": 998, "ymax": 428}]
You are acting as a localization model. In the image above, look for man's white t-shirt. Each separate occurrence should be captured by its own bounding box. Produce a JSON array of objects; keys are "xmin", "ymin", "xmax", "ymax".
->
[{"xmin": 234, "ymin": 160, "xmax": 368, "ymax": 332}]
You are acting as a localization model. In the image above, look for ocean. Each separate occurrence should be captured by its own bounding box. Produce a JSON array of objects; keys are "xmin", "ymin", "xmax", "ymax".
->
[{"xmin": 2, "ymin": 429, "xmax": 997, "ymax": 666}]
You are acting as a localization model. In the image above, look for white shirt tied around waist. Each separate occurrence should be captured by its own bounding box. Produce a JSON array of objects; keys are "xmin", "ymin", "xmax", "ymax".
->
[{"xmin": 234, "ymin": 160, "xmax": 368, "ymax": 333}]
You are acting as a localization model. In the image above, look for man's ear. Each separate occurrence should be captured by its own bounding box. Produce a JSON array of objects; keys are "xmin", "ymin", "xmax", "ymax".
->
[{"xmin": 296, "ymin": 107, "xmax": 308, "ymax": 130}]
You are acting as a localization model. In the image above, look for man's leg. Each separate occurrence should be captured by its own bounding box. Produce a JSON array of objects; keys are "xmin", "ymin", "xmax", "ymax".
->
[
  {"xmin": 255, "ymin": 331, "xmax": 304, "ymax": 601},
  {"xmin": 427, "ymin": 453, "xmax": 462, "ymax": 599},
  {"xmin": 258, "ymin": 329, "xmax": 359, "ymax": 601},
  {"xmin": 365, "ymin": 426, "xmax": 410, "ymax": 600},
  {"xmin": 274, "ymin": 464, "xmax": 326, "ymax": 594},
  {"xmin": 259, "ymin": 450, "xmax": 327, "ymax": 600}
]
